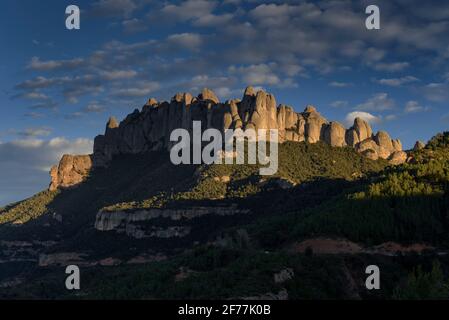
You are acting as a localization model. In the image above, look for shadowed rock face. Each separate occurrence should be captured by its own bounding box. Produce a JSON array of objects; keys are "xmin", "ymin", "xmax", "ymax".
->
[
  {"xmin": 94, "ymin": 205, "xmax": 251, "ymax": 238},
  {"xmin": 49, "ymin": 86, "xmax": 406, "ymax": 190}
]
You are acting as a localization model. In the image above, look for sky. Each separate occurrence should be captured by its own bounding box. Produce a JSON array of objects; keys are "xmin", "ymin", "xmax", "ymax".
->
[{"xmin": 1, "ymin": 0, "xmax": 449, "ymax": 206}]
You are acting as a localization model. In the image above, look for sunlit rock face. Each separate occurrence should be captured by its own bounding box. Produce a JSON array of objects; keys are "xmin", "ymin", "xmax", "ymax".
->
[
  {"xmin": 49, "ymin": 86, "xmax": 406, "ymax": 190},
  {"xmin": 49, "ymin": 154, "xmax": 92, "ymax": 191}
]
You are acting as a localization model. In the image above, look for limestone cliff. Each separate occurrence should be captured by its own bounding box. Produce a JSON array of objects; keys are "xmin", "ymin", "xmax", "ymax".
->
[
  {"xmin": 49, "ymin": 155, "xmax": 92, "ymax": 191},
  {"xmin": 49, "ymin": 86, "xmax": 407, "ymax": 190}
]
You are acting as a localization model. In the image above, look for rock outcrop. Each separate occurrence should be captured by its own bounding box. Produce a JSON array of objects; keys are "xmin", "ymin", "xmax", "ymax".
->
[
  {"xmin": 95, "ymin": 205, "xmax": 250, "ymax": 238},
  {"xmin": 356, "ymin": 130, "xmax": 407, "ymax": 164},
  {"xmin": 49, "ymin": 87, "xmax": 406, "ymax": 190},
  {"xmin": 389, "ymin": 151, "xmax": 408, "ymax": 165},
  {"xmin": 274, "ymin": 268, "xmax": 294, "ymax": 284},
  {"xmin": 95, "ymin": 205, "xmax": 250, "ymax": 232},
  {"xmin": 414, "ymin": 141, "xmax": 425, "ymax": 151},
  {"xmin": 324, "ymin": 121, "xmax": 346, "ymax": 147},
  {"xmin": 49, "ymin": 155, "xmax": 92, "ymax": 191}
]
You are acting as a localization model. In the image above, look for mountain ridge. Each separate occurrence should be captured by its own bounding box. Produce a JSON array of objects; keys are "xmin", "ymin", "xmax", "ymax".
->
[
  {"xmin": 49, "ymin": 86, "xmax": 407, "ymax": 191},
  {"xmin": 1, "ymin": 126, "xmax": 448, "ymax": 299}
]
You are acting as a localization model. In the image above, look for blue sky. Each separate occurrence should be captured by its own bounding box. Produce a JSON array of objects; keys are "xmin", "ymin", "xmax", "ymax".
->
[{"xmin": 1, "ymin": 0, "xmax": 449, "ymax": 206}]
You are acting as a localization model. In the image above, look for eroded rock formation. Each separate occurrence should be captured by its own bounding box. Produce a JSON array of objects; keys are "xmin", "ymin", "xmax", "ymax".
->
[
  {"xmin": 49, "ymin": 155, "xmax": 92, "ymax": 191},
  {"xmin": 94, "ymin": 205, "xmax": 251, "ymax": 235},
  {"xmin": 49, "ymin": 86, "xmax": 407, "ymax": 190},
  {"xmin": 414, "ymin": 141, "xmax": 425, "ymax": 151}
]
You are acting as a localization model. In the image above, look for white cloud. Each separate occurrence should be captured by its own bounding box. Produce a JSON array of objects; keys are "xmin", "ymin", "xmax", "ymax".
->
[
  {"xmin": 404, "ymin": 100, "xmax": 429, "ymax": 113},
  {"xmin": 16, "ymin": 127, "xmax": 52, "ymax": 138},
  {"xmin": 16, "ymin": 76, "xmax": 59, "ymax": 90},
  {"xmin": 187, "ymin": 75, "xmax": 237, "ymax": 99},
  {"xmin": 345, "ymin": 111, "xmax": 381, "ymax": 126},
  {"xmin": 356, "ymin": 93, "xmax": 395, "ymax": 111},
  {"xmin": 373, "ymin": 62, "xmax": 409, "ymax": 72},
  {"xmin": 193, "ymin": 13, "xmax": 234, "ymax": 27},
  {"xmin": 228, "ymin": 63, "xmax": 297, "ymax": 88},
  {"xmin": 90, "ymin": 0, "xmax": 138, "ymax": 18},
  {"xmin": 122, "ymin": 18, "xmax": 148, "ymax": 34},
  {"xmin": 229, "ymin": 64, "xmax": 280, "ymax": 86},
  {"xmin": 166, "ymin": 33, "xmax": 203, "ymax": 51},
  {"xmin": 29, "ymin": 100, "xmax": 58, "ymax": 111},
  {"xmin": 12, "ymin": 91, "xmax": 49, "ymax": 100},
  {"xmin": 100, "ymin": 69, "xmax": 137, "ymax": 80},
  {"xmin": 27, "ymin": 57, "xmax": 84, "ymax": 71},
  {"xmin": 114, "ymin": 81, "xmax": 160, "ymax": 97},
  {"xmin": 161, "ymin": 0, "xmax": 217, "ymax": 21},
  {"xmin": 65, "ymin": 112, "xmax": 84, "ymax": 120},
  {"xmin": 377, "ymin": 76, "xmax": 419, "ymax": 87},
  {"xmin": 363, "ymin": 48, "xmax": 386, "ymax": 63},
  {"xmin": 23, "ymin": 112, "xmax": 45, "ymax": 119},
  {"xmin": 329, "ymin": 81, "xmax": 352, "ymax": 88},
  {"xmin": 250, "ymin": 3, "xmax": 293, "ymax": 19},
  {"xmin": 330, "ymin": 100, "xmax": 348, "ymax": 108},
  {"xmin": 84, "ymin": 102, "xmax": 106, "ymax": 113},
  {"xmin": 213, "ymin": 87, "xmax": 241, "ymax": 100},
  {"xmin": 249, "ymin": 3, "xmax": 321, "ymax": 27},
  {"xmin": 279, "ymin": 63, "xmax": 304, "ymax": 77},
  {"xmin": 16, "ymin": 75, "xmax": 105, "ymax": 106},
  {"xmin": 422, "ymin": 82, "xmax": 449, "ymax": 102}
]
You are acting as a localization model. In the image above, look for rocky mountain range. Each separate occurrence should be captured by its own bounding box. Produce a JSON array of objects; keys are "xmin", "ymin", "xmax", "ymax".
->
[
  {"xmin": 1, "ymin": 84, "xmax": 448, "ymax": 299},
  {"xmin": 49, "ymin": 86, "xmax": 407, "ymax": 191}
]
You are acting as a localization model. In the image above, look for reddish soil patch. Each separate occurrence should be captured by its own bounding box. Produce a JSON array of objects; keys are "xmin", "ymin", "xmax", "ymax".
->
[
  {"xmin": 369, "ymin": 242, "xmax": 434, "ymax": 255},
  {"xmin": 291, "ymin": 238, "xmax": 435, "ymax": 256},
  {"xmin": 292, "ymin": 238, "xmax": 363, "ymax": 254}
]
